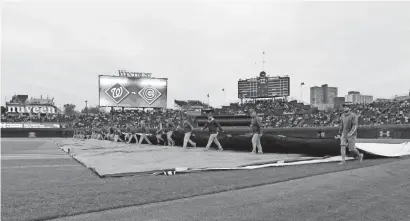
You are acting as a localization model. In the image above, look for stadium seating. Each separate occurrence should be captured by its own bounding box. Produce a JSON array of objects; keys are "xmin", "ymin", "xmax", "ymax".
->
[{"xmin": 2, "ymin": 99, "xmax": 409, "ymax": 129}]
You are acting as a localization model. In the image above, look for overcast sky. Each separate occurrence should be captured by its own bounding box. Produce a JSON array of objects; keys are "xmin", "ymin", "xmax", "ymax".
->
[{"xmin": 2, "ymin": 0, "xmax": 410, "ymax": 109}]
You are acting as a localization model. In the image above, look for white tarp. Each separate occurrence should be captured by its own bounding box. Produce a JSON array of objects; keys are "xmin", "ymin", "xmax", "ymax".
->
[
  {"xmin": 55, "ymin": 139, "xmax": 311, "ymax": 176},
  {"xmin": 355, "ymin": 142, "xmax": 410, "ymax": 157},
  {"xmin": 54, "ymin": 139, "xmax": 410, "ymax": 177}
]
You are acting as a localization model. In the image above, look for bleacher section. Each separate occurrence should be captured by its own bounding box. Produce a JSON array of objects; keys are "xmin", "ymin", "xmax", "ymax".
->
[{"xmin": 2, "ymin": 97, "xmax": 409, "ymax": 129}]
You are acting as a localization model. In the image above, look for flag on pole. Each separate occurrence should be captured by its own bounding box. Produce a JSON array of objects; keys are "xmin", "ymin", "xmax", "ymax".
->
[
  {"xmin": 301, "ymin": 82, "xmax": 305, "ymax": 86},
  {"xmin": 222, "ymin": 88, "xmax": 224, "ymax": 92},
  {"xmin": 207, "ymin": 93, "xmax": 209, "ymax": 98}
]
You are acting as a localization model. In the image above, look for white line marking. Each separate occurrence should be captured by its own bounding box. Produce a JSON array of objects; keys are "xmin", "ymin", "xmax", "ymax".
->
[
  {"xmin": 2, "ymin": 164, "xmax": 81, "ymax": 169},
  {"xmin": 1, "ymin": 139, "xmax": 49, "ymax": 142},
  {"xmin": 1, "ymin": 155, "xmax": 71, "ymax": 160},
  {"xmin": 2, "ymin": 154, "xmax": 67, "ymax": 156}
]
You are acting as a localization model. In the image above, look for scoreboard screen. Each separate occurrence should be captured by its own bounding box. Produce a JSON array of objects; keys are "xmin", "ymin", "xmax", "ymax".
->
[
  {"xmin": 238, "ymin": 76, "xmax": 290, "ymax": 98},
  {"xmin": 99, "ymin": 75, "xmax": 168, "ymax": 108}
]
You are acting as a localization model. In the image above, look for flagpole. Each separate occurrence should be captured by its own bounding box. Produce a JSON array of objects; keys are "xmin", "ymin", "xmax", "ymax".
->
[
  {"xmin": 207, "ymin": 94, "xmax": 210, "ymax": 109},
  {"xmin": 223, "ymin": 89, "xmax": 226, "ymax": 106},
  {"xmin": 262, "ymin": 51, "xmax": 265, "ymax": 71}
]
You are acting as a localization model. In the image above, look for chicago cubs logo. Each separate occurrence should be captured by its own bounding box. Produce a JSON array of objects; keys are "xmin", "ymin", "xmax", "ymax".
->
[
  {"xmin": 105, "ymin": 83, "xmax": 130, "ymax": 104},
  {"xmin": 379, "ymin": 130, "xmax": 391, "ymax": 138},
  {"xmin": 138, "ymin": 85, "xmax": 162, "ymax": 105}
]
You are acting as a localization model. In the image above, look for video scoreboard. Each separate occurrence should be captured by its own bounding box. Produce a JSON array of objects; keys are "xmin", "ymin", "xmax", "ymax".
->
[
  {"xmin": 99, "ymin": 75, "xmax": 168, "ymax": 108},
  {"xmin": 238, "ymin": 72, "xmax": 290, "ymax": 99}
]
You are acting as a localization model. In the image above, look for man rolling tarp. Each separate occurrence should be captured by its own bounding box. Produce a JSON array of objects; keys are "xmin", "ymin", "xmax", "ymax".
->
[
  {"xmin": 201, "ymin": 113, "xmax": 225, "ymax": 151},
  {"xmin": 250, "ymin": 109, "xmax": 263, "ymax": 154},
  {"xmin": 336, "ymin": 104, "xmax": 363, "ymax": 165}
]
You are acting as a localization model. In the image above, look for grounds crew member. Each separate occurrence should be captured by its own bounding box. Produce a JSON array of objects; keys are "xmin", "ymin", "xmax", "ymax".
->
[
  {"xmin": 126, "ymin": 124, "xmax": 138, "ymax": 144},
  {"xmin": 336, "ymin": 104, "xmax": 363, "ymax": 164},
  {"xmin": 182, "ymin": 118, "xmax": 196, "ymax": 148},
  {"xmin": 201, "ymin": 113, "xmax": 224, "ymax": 151},
  {"xmin": 139, "ymin": 120, "xmax": 152, "ymax": 145},
  {"xmin": 155, "ymin": 124, "xmax": 166, "ymax": 145},
  {"xmin": 165, "ymin": 119, "xmax": 176, "ymax": 146},
  {"xmin": 250, "ymin": 109, "xmax": 263, "ymax": 154}
]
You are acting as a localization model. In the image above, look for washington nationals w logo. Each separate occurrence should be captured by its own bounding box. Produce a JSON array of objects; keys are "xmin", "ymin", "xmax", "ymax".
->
[
  {"xmin": 110, "ymin": 87, "xmax": 123, "ymax": 98},
  {"xmin": 105, "ymin": 83, "xmax": 130, "ymax": 104}
]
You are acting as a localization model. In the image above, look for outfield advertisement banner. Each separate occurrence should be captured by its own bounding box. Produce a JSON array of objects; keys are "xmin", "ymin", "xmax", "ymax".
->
[
  {"xmin": 1, "ymin": 123, "xmax": 24, "ymax": 128},
  {"xmin": 24, "ymin": 123, "xmax": 60, "ymax": 128},
  {"xmin": 0, "ymin": 123, "xmax": 60, "ymax": 128},
  {"xmin": 98, "ymin": 75, "xmax": 168, "ymax": 108}
]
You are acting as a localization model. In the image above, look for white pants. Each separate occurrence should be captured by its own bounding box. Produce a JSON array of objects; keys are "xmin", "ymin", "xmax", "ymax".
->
[
  {"xmin": 124, "ymin": 133, "xmax": 131, "ymax": 141},
  {"xmin": 113, "ymin": 134, "xmax": 120, "ymax": 142},
  {"xmin": 156, "ymin": 134, "xmax": 164, "ymax": 143},
  {"xmin": 109, "ymin": 134, "xmax": 115, "ymax": 141},
  {"xmin": 97, "ymin": 134, "xmax": 103, "ymax": 140},
  {"xmin": 183, "ymin": 132, "xmax": 196, "ymax": 148},
  {"xmin": 251, "ymin": 133, "xmax": 263, "ymax": 153},
  {"xmin": 166, "ymin": 131, "xmax": 174, "ymax": 146},
  {"xmin": 206, "ymin": 133, "xmax": 223, "ymax": 150},
  {"xmin": 127, "ymin": 134, "xmax": 138, "ymax": 143},
  {"xmin": 139, "ymin": 134, "xmax": 152, "ymax": 144}
]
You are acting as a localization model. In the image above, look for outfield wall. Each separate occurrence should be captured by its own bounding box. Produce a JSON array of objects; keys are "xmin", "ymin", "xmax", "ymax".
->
[
  {"xmin": 1, "ymin": 124, "xmax": 409, "ymax": 139},
  {"xmin": 216, "ymin": 124, "xmax": 410, "ymax": 139}
]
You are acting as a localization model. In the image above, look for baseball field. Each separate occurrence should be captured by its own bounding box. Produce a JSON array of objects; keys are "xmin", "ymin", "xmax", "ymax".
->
[{"xmin": 2, "ymin": 138, "xmax": 410, "ymax": 221}]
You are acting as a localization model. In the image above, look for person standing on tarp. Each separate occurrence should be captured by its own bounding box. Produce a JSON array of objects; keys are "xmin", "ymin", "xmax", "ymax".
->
[
  {"xmin": 127, "ymin": 124, "xmax": 138, "ymax": 144},
  {"xmin": 124, "ymin": 125, "xmax": 131, "ymax": 142},
  {"xmin": 165, "ymin": 119, "xmax": 176, "ymax": 146},
  {"xmin": 155, "ymin": 124, "xmax": 166, "ymax": 145},
  {"xmin": 250, "ymin": 109, "xmax": 263, "ymax": 154},
  {"xmin": 336, "ymin": 104, "xmax": 363, "ymax": 165},
  {"xmin": 139, "ymin": 120, "xmax": 152, "ymax": 145},
  {"xmin": 103, "ymin": 126, "xmax": 110, "ymax": 140},
  {"xmin": 96, "ymin": 128, "xmax": 103, "ymax": 140},
  {"xmin": 113, "ymin": 127, "xmax": 124, "ymax": 142},
  {"xmin": 201, "ymin": 113, "xmax": 224, "ymax": 151},
  {"xmin": 109, "ymin": 126, "xmax": 116, "ymax": 141},
  {"xmin": 182, "ymin": 118, "xmax": 196, "ymax": 148}
]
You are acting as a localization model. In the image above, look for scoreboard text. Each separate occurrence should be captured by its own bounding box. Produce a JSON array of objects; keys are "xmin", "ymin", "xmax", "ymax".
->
[{"xmin": 238, "ymin": 76, "xmax": 290, "ymax": 99}]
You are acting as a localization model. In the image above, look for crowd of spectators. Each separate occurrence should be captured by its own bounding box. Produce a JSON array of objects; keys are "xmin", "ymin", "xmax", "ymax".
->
[
  {"xmin": 68, "ymin": 109, "xmax": 187, "ymax": 129},
  {"xmin": 2, "ymin": 99, "xmax": 409, "ymax": 128},
  {"xmin": 217, "ymin": 99, "xmax": 409, "ymax": 128},
  {"xmin": 376, "ymin": 100, "xmax": 409, "ymax": 125}
]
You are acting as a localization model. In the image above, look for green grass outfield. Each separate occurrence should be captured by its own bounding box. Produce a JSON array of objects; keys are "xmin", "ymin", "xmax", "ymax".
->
[{"xmin": 1, "ymin": 138, "xmax": 408, "ymax": 221}]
